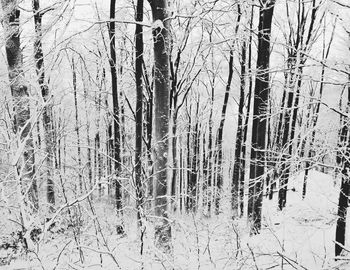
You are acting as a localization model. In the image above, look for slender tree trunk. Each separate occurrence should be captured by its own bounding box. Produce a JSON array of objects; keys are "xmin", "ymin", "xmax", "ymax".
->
[
  {"xmin": 142, "ymin": 62, "xmax": 154, "ymax": 201},
  {"xmin": 186, "ymin": 103, "xmax": 192, "ymax": 211},
  {"xmin": 335, "ymin": 87, "xmax": 350, "ymax": 257},
  {"xmin": 232, "ymin": 39, "xmax": 246, "ymax": 216},
  {"xmin": 135, "ymin": 0, "xmax": 144, "ymax": 248},
  {"xmin": 215, "ymin": 47, "xmax": 234, "ymax": 214},
  {"xmin": 179, "ymin": 136, "xmax": 184, "ymax": 212},
  {"xmin": 207, "ymin": 86, "xmax": 214, "ymax": 215},
  {"xmin": 82, "ymin": 74, "xmax": 93, "ymax": 189},
  {"xmin": 188, "ymin": 100, "xmax": 200, "ymax": 212},
  {"xmin": 239, "ymin": 5, "xmax": 254, "ymax": 216},
  {"xmin": 72, "ymin": 58, "xmax": 83, "ymax": 193},
  {"xmin": 32, "ymin": 0, "xmax": 55, "ymax": 206},
  {"xmin": 248, "ymin": 0, "xmax": 275, "ymax": 233},
  {"xmin": 278, "ymin": 63, "xmax": 294, "ymax": 209},
  {"xmin": 303, "ymin": 22, "xmax": 335, "ymax": 197},
  {"xmin": 2, "ymin": 0, "xmax": 38, "ymax": 211},
  {"xmin": 109, "ymin": 0, "xmax": 122, "ymax": 211},
  {"xmin": 148, "ymin": 0, "xmax": 172, "ymax": 254},
  {"xmin": 278, "ymin": 0, "xmax": 318, "ymax": 209}
]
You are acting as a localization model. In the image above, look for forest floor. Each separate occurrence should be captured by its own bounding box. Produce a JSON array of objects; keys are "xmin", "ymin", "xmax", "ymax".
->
[{"xmin": 1, "ymin": 169, "xmax": 350, "ymax": 269}]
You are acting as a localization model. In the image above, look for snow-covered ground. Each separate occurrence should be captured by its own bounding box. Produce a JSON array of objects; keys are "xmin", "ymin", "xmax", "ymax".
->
[{"xmin": 2, "ymin": 170, "xmax": 350, "ymax": 269}]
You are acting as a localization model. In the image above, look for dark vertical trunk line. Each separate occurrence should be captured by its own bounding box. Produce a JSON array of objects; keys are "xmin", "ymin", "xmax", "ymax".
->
[
  {"xmin": 335, "ymin": 86, "xmax": 350, "ymax": 258},
  {"xmin": 186, "ymin": 103, "xmax": 192, "ymax": 211},
  {"xmin": 240, "ymin": 5, "xmax": 254, "ymax": 216},
  {"xmin": 81, "ymin": 65, "xmax": 93, "ymax": 188},
  {"xmin": 142, "ymin": 61, "xmax": 154, "ymax": 202},
  {"xmin": 72, "ymin": 58, "xmax": 83, "ymax": 193},
  {"xmin": 135, "ymin": 1, "xmax": 145, "ymax": 256},
  {"xmin": 215, "ymin": 46, "xmax": 234, "ymax": 215},
  {"xmin": 109, "ymin": 0, "xmax": 122, "ymax": 211},
  {"xmin": 179, "ymin": 137, "xmax": 183, "ymax": 213},
  {"xmin": 2, "ymin": 0, "xmax": 39, "ymax": 212},
  {"xmin": 148, "ymin": 0, "xmax": 172, "ymax": 254},
  {"xmin": 190, "ymin": 100, "xmax": 200, "ymax": 212},
  {"xmin": 278, "ymin": 71, "xmax": 294, "ymax": 210},
  {"xmin": 232, "ymin": 39, "xmax": 246, "ymax": 216},
  {"xmin": 279, "ymin": 0, "xmax": 319, "ymax": 209},
  {"xmin": 33, "ymin": 0, "xmax": 55, "ymax": 206},
  {"xmin": 248, "ymin": 0, "xmax": 275, "ymax": 233}
]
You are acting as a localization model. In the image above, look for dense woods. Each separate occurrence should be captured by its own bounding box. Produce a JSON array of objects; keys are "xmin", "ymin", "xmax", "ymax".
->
[{"xmin": 0, "ymin": 0, "xmax": 350, "ymax": 269}]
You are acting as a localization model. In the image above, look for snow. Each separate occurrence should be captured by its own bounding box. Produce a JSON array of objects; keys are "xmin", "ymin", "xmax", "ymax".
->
[
  {"xmin": 152, "ymin": 20, "xmax": 164, "ymax": 30},
  {"xmin": 2, "ymin": 170, "xmax": 350, "ymax": 269}
]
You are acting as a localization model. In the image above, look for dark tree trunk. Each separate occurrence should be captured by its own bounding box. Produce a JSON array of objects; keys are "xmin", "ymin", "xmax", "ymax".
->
[
  {"xmin": 278, "ymin": 65, "xmax": 294, "ymax": 210},
  {"xmin": 278, "ymin": 0, "xmax": 318, "ymax": 209},
  {"xmin": 32, "ymin": 0, "xmax": 55, "ymax": 206},
  {"xmin": 188, "ymin": 100, "xmax": 200, "ymax": 212},
  {"xmin": 147, "ymin": 0, "xmax": 172, "ymax": 254},
  {"xmin": 142, "ymin": 62, "xmax": 154, "ymax": 201},
  {"xmin": 215, "ymin": 46, "xmax": 234, "ymax": 214},
  {"xmin": 2, "ymin": 0, "xmax": 38, "ymax": 211},
  {"xmin": 335, "ymin": 86, "xmax": 350, "ymax": 258},
  {"xmin": 109, "ymin": 0, "xmax": 122, "ymax": 211},
  {"xmin": 248, "ymin": 0, "xmax": 275, "ymax": 233},
  {"xmin": 186, "ymin": 103, "xmax": 192, "ymax": 211},
  {"xmin": 82, "ymin": 67, "xmax": 93, "ymax": 188},
  {"xmin": 232, "ymin": 39, "xmax": 246, "ymax": 216},
  {"xmin": 239, "ymin": 5, "xmax": 254, "ymax": 216},
  {"xmin": 135, "ymin": 0, "xmax": 144, "ymax": 238},
  {"xmin": 207, "ymin": 86, "xmax": 214, "ymax": 215},
  {"xmin": 72, "ymin": 59, "xmax": 83, "ymax": 193}
]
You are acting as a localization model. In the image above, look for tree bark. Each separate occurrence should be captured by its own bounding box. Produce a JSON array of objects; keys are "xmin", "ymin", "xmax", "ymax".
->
[
  {"xmin": 72, "ymin": 58, "xmax": 83, "ymax": 193},
  {"xmin": 32, "ymin": 0, "xmax": 55, "ymax": 206},
  {"xmin": 215, "ymin": 47, "xmax": 234, "ymax": 214},
  {"xmin": 2, "ymin": 0, "xmax": 38, "ymax": 211},
  {"xmin": 232, "ymin": 39, "xmax": 246, "ymax": 216},
  {"xmin": 147, "ymin": 0, "xmax": 172, "ymax": 254},
  {"xmin": 278, "ymin": 0, "xmax": 318, "ymax": 209},
  {"xmin": 248, "ymin": 0, "xmax": 275, "ymax": 233},
  {"xmin": 239, "ymin": 5, "xmax": 254, "ymax": 216},
  {"xmin": 335, "ymin": 86, "xmax": 350, "ymax": 257},
  {"xmin": 135, "ymin": 0, "xmax": 144, "ymax": 240},
  {"xmin": 109, "ymin": 0, "xmax": 122, "ymax": 211}
]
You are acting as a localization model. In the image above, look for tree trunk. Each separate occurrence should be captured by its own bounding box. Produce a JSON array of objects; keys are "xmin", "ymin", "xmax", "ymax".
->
[
  {"xmin": 278, "ymin": 63, "xmax": 294, "ymax": 209},
  {"xmin": 2, "ymin": 0, "xmax": 39, "ymax": 211},
  {"xmin": 135, "ymin": 0, "xmax": 144, "ymax": 244},
  {"xmin": 148, "ymin": 0, "xmax": 172, "ymax": 254},
  {"xmin": 72, "ymin": 58, "xmax": 83, "ymax": 193},
  {"xmin": 335, "ymin": 87, "xmax": 350, "ymax": 257},
  {"xmin": 239, "ymin": 5, "xmax": 254, "ymax": 216},
  {"xmin": 109, "ymin": 0, "xmax": 122, "ymax": 211},
  {"xmin": 188, "ymin": 100, "xmax": 200, "ymax": 212},
  {"xmin": 248, "ymin": 0, "xmax": 275, "ymax": 233},
  {"xmin": 215, "ymin": 47, "xmax": 234, "ymax": 215},
  {"xmin": 32, "ymin": 0, "xmax": 55, "ymax": 206},
  {"xmin": 232, "ymin": 39, "xmax": 246, "ymax": 216},
  {"xmin": 278, "ymin": 0, "xmax": 318, "ymax": 209},
  {"xmin": 303, "ymin": 21, "xmax": 335, "ymax": 197},
  {"xmin": 81, "ymin": 67, "xmax": 93, "ymax": 189}
]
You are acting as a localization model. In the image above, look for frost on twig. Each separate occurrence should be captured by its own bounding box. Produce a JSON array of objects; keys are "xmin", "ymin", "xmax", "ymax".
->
[{"xmin": 152, "ymin": 19, "xmax": 164, "ymax": 30}]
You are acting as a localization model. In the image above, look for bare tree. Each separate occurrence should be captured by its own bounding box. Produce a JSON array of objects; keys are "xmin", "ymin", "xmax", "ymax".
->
[
  {"xmin": 134, "ymin": 0, "xmax": 145, "ymax": 256},
  {"xmin": 108, "ymin": 0, "xmax": 122, "ymax": 211},
  {"xmin": 32, "ymin": 0, "xmax": 55, "ymax": 206},
  {"xmin": 1, "ymin": 0, "xmax": 39, "ymax": 211},
  {"xmin": 248, "ymin": 0, "xmax": 275, "ymax": 233},
  {"xmin": 147, "ymin": 0, "xmax": 172, "ymax": 254},
  {"xmin": 335, "ymin": 82, "xmax": 350, "ymax": 258}
]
